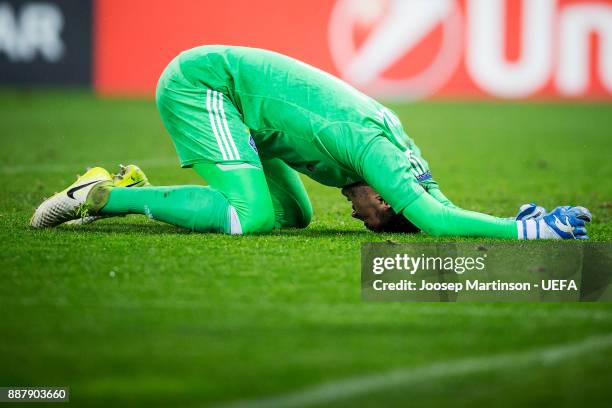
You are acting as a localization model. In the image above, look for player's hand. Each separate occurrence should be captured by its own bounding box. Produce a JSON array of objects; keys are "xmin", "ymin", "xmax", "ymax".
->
[
  {"xmin": 516, "ymin": 203, "xmax": 547, "ymax": 221},
  {"xmin": 541, "ymin": 206, "xmax": 592, "ymax": 240}
]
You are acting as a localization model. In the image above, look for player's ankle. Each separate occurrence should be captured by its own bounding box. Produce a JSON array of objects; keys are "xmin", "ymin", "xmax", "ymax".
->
[{"xmin": 85, "ymin": 181, "xmax": 114, "ymax": 214}]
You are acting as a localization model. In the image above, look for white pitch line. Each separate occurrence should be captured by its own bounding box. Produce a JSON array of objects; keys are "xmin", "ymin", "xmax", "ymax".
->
[
  {"xmin": 413, "ymin": 305, "xmax": 612, "ymax": 322},
  {"xmin": 216, "ymin": 333, "xmax": 612, "ymax": 408}
]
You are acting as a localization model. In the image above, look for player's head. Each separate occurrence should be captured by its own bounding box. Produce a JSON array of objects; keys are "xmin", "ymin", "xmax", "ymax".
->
[{"xmin": 341, "ymin": 182, "xmax": 419, "ymax": 233}]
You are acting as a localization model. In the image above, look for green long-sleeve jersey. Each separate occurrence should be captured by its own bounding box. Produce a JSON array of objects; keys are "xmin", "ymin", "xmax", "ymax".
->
[{"xmin": 178, "ymin": 45, "xmax": 434, "ymax": 212}]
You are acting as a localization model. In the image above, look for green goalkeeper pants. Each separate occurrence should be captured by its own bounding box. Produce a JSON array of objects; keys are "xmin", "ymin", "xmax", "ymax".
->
[
  {"xmin": 100, "ymin": 57, "xmax": 313, "ymax": 234},
  {"xmin": 100, "ymin": 158, "xmax": 313, "ymax": 234}
]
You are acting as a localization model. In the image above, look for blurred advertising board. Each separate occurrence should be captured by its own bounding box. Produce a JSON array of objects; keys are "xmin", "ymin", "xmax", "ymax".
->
[
  {"xmin": 94, "ymin": 0, "xmax": 612, "ymax": 100},
  {"xmin": 0, "ymin": 0, "xmax": 92, "ymax": 86},
  {"xmin": 2, "ymin": 0, "xmax": 611, "ymax": 100}
]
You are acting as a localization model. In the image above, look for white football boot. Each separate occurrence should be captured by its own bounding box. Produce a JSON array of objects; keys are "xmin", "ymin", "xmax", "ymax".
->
[
  {"xmin": 30, "ymin": 167, "xmax": 113, "ymax": 228},
  {"xmin": 65, "ymin": 164, "xmax": 150, "ymax": 225}
]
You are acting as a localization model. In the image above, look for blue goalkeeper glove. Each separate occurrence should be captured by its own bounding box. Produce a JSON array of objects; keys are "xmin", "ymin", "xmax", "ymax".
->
[
  {"xmin": 517, "ymin": 205, "xmax": 592, "ymax": 240},
  {"xmin": 543, "ymin": 206, "xmax": 592, "ymax": 240},
  {"xmin": 515, "ymin": 203, "xmax": 547, "ymax": 221}
]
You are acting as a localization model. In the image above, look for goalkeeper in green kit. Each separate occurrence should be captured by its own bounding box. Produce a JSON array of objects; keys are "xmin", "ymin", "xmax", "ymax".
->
[{"xmin": 31, "ymin": 46, "xmax": 592, "ymax": 240}]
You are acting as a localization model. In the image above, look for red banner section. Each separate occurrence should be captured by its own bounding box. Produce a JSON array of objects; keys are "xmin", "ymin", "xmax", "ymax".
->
[{"xmin": 94, "ymin": 0, "xmax": 612, "ymax": 100}]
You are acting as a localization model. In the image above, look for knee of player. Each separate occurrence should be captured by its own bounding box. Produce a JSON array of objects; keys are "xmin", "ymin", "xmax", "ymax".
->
[
  {"xmin": 240, "ymin": 210, "xmax": 275, "ymax": 234},
  {"xmin": 233, "ymin": 199, "xmax": 275, "ymax": 234},
  {"xmin": 296, "ymin": 202, "xmax": 313, "ymax": 229}
]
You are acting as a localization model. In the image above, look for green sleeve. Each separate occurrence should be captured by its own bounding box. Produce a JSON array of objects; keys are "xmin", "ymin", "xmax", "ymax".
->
[
  {"xmin": 423, "ymin": 181, "xmax": 457, "ymax": 208},
  {"xmin": 403, "ymin": 192, "xmax": 518, "ymax": 239},
  {"xmin": 356, "ymin": 136, "xmax": 427, "ymax": 213},
  {"xmin": 401, "ymin": 132, "xmax": 457, "ymax": 208},
  {"xmin": 357, "ymin": 135, "xmax": 516, "ymax": 239}
]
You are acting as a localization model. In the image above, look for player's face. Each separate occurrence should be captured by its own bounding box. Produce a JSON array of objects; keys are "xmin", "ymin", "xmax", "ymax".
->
[{"xmin": 342, "ymin": 184, "xmax": 394, "ymax": 232}]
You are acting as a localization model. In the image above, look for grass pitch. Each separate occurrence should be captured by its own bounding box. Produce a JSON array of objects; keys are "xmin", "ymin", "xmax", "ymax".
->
[{"xmin": 1, "ymin": 91, "xmax": 611, "ymax": 407}]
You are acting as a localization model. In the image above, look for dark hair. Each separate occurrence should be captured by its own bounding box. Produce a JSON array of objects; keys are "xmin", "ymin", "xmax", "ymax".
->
[
  {"xmin": 342, "ymin": 182, "xmax": 420, "ymax": 233},
  {"xmin": 379, "ymin": 212, "xmax": 420, "ymax": 233}
]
